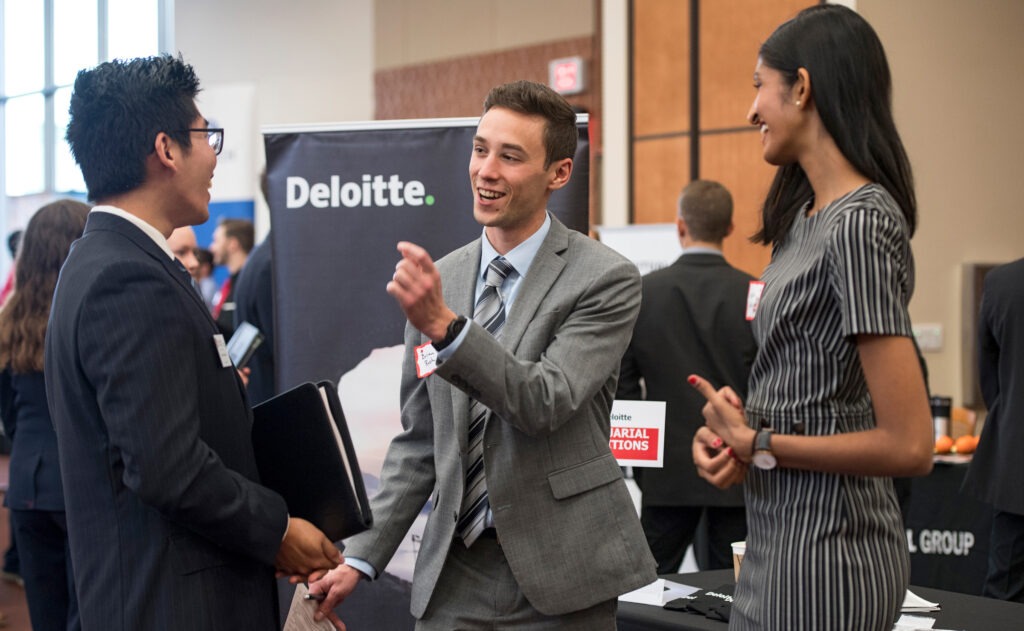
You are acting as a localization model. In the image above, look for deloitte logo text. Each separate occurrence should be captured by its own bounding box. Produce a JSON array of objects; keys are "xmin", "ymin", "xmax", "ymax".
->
[{"xmin": 286, "ymin": 174, "xmax": 436, "ymax": 209}]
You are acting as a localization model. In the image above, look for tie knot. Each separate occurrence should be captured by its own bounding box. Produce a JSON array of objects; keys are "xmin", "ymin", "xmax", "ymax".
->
[{"xmin": 485, "ymin": 257, "xmax": 513, "ymax": 288}]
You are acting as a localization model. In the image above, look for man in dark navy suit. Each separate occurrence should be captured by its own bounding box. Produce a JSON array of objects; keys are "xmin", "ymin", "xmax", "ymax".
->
[
  {"xmin": 44, "ymin": 55, "xmax": 341, "ymax": 631},
  {"xmin": 964, "ymin": 257, "xmax": 1024, "ymax": 602}
]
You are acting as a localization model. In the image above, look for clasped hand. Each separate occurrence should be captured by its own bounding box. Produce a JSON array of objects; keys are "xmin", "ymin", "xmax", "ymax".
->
[
  {"xmin": 275, "ymin": 517, "xmax": 343, "ymax": 583},
  {"xmin": 688, "ymin": 374, "xmax": 755, "ymax": 489}
]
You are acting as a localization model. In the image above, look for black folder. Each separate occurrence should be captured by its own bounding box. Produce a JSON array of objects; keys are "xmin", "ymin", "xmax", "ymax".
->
[{"xmin": 252, "ymin": 380, "xmax": 372, "ymax": 542}]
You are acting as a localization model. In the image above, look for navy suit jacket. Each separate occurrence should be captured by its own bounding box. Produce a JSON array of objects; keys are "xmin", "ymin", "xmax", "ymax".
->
[
  {"xmin": 44, "ymin": 212, "xmax": 289, "ymax": 631},
  {"xmin": 617, "ymin": 253, "xmax": 757, "ymax": 507},
  {"xmin": 0, "ymin": 370, "xmax": 66, "ymax": 511},
  {"xmin": 964, "ymin": 257, "xmax": 1024, "ymax": 515},
  {"xmin": 234, "ymin": 234, "xmax": 275, "ymax": 405}
]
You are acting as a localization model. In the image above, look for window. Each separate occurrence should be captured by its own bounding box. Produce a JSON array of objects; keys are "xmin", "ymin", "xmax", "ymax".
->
[{"xmin": 1, "ymin": 0, "xmax": 168, "ymax": 199}]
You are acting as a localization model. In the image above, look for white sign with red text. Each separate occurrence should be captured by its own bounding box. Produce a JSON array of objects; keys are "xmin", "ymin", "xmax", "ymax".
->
[{"xmin": 609, "ymin": 400, "xmax": 666, "ymax": 468}]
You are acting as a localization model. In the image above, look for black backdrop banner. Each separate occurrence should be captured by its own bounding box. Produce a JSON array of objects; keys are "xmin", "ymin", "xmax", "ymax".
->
[
  {"xmin": 264, "ymin": 117, "xmax": 589, "ymax": 389},
  {"xmin": 263, "ymin": 117, "xmax": 589, "ymax": 627}
]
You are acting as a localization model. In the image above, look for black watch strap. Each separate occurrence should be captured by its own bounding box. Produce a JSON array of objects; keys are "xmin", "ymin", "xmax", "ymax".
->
[{"xmin": 432, "ymin": 316, "xmax": 467, "ymax": 351}]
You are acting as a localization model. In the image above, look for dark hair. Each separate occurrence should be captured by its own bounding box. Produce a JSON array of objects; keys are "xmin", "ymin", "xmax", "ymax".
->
[
  {"xmin": 196, "ymin": 247, "xmax": 214, "ymax": 268},
  {"xmin": 6, "ymin": 230, "xmax": 22, "ymax": 259},
  {"xmin": 218, "ymin": 218, "xmax": 255, "ymax": 254},
  {"xmin": 753, "ymin": 4, "xmax": 916, "ymax": 245},
  {"xmin": 66, "ymin": 54, "xmax": 201, "ymax": 202},
  {"xmin": 483, "ymin": 80, "xmax": 578, "ymax": 168},
  {"xmin": 0, "ymin": 199, "xmax": 90, "ymax": 372},
  {"xmin": 679, "ymin": 180, "xmax": 733, "ymax": 243}
]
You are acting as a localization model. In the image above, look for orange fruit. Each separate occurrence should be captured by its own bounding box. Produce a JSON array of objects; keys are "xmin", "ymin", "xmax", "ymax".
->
[
  {"xmin": 935, "ymin": 435, "xmax": 953, "ymax": 454},
  {"xmin": 954, "ymin": 435, "xmax": 978, "ymax": 455}
]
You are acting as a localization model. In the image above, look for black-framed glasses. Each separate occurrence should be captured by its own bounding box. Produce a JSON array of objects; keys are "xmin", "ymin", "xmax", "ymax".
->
[{"xmin": 186, "ymin": 128, "xmax": 224, "ymax": 155}]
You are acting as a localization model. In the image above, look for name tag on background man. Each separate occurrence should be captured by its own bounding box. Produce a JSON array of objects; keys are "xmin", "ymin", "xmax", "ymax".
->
[{"xmin": 609, "ymin": 400, "xmax": 666, "ymax": 468}]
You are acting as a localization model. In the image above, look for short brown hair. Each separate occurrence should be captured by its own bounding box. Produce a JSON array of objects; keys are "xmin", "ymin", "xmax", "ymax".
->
[
  {"xmin": 483, "ymin": 80, "xmax": 577, "ymax": 168},
  {"xmin": 218, "ymin": 217, "xmax": 254, "ymax": 254},
  {"xmin": 678, "ymin": 180, "xmax": 733, "ymax": 243}
]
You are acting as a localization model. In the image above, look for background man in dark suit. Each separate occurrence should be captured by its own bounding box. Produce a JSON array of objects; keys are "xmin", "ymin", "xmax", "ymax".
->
[
  {"xmin": 311, "ymin": 80, "xmax": 655, "ymax": 630},
  {"xmin": 210, "ymin": 217, "xmax": 254, "ymax": 339},
  {"xmin": 964, "ymin": 256, "xmax": 1024, "ymax": 602},
  {"xmin": 234, "ymin": 173, "xmax": 276, "ymax": 405},
  {"xmin": 44, "ymin": 55, "xmax": 341, "ymax": 631},
  {"xmin": 617, "ymin": 180, "xmax": 757, "ymax": 573}
]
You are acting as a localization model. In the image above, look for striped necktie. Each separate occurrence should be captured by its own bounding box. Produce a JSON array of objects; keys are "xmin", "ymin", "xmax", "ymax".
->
[{"xmin": 456, "ymin": 256, "xmax": 514, "ymax": 547}]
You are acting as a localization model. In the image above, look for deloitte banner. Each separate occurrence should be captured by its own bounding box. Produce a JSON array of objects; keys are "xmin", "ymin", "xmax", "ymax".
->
[{"xmin": 263, "ymin": 117, "xmax": 589, "ymax": 626}]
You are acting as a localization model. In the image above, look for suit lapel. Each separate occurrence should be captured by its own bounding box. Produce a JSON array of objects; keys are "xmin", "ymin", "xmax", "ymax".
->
[{"xmin": 502, "ymin": 217, "xmax": 568, "ymax": 353}]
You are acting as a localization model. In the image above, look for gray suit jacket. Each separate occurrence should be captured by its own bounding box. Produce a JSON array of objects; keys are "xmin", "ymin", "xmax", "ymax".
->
[
  {"xmin": 345, "ymin": 215, "xmax": 657, "ymax": 616},
  {"xmin": 44, "ymin": 212, "xmax": 288, "ymax": 631}
]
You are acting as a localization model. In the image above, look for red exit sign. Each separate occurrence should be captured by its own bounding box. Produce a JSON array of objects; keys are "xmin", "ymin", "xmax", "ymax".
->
[{"xmin": 549, "ymin": 56, "xmax": 586, "ymax": 95}]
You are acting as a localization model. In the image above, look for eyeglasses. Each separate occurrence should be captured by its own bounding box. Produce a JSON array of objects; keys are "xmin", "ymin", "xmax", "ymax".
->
[{"xmin": 186, "ymin": 128, "xmax": 224, "ymax": 155}]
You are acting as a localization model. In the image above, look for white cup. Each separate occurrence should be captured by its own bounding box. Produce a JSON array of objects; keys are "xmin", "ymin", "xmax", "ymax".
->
[{"xmin": 731, "ymin": 541, "xmax": 746, "ymax": 581}]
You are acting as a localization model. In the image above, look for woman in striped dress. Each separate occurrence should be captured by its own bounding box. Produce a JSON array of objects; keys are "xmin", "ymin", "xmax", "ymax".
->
[{"xmin": 689, "ymin": 5, "xmax": 934, "ymax": 630}]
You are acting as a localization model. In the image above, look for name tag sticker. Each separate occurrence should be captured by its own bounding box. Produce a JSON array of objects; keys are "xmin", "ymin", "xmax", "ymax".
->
[
  {"xmin": 213, "ymin": 334, "xmax": 233, "ymax": 368},
  {"xmin": 415, "ymin": 342, "xmax": 438, "ymax": 378},
  {"xmin": 746, "ymin": 281, "xmax": 766, "ymax": 321}
]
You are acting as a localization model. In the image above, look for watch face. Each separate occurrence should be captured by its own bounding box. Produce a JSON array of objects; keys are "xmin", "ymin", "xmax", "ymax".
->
[{"xmin": 752, "ymin": 451, "xmax": 777, "ymax": 470}]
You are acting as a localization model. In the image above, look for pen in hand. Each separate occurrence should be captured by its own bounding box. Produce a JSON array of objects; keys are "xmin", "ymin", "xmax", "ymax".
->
[{"xmin": 304, "ymin": 592, "xmax": 326, "ymax": 602}]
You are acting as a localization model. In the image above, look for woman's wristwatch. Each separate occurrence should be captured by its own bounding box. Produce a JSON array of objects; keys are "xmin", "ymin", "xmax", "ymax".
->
[{"xmin": 751, "ymin": 428, "xmax": 777, "ymax": 470}]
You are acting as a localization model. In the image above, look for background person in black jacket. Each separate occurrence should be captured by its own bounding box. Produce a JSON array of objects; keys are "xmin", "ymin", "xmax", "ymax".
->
[{"xmin": 617, "ymin": 180, "xmax": 757, "ymax": 572}]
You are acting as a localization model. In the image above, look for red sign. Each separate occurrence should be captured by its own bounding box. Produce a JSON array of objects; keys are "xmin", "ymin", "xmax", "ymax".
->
[
  {"xmin": 610, "ymin": 426, "xmax": 660, "ymax": 462},
  {"xmin": 548, "ymin": 56, "xmax": 586, "ymax": 95}
]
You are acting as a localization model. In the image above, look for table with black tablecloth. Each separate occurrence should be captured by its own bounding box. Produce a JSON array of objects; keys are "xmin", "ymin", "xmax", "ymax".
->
[
  {"xmin": 905, "ymin": 459, "xmax": 991, "ymax": 594},
  {"xmin": 616, "ymin": 569, "xmax": 1024, "ymax": 631}
]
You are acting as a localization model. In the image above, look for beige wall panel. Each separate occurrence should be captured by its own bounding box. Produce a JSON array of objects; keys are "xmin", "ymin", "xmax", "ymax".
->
[
  {"xmin": 860, "ymin": 0, "xmax": 1024, "ymax": 405},
  {"xmin": 632, "ymin": 136, "xmax": 690, "ymax": 224},
  {"xmin": 632, "ymin": 0, "xmax": 690, "ymax": 137},
  {"xmin": 376, "ymin": 0, "xmax": 594, "ymax": 69},
  {"xmin": 700, "ymin": 0, "xmax": 809, "ymax": 130},
  {"xmin": 699, "ymin": 131, "xmax": 773, "ymax": 278}
]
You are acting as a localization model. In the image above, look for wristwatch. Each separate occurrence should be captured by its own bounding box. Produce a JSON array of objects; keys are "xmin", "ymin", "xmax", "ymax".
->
[
  {"xmin": 751, "ymin": 428, "xmax": 777, "ymax": 470},
  {"xmin": 432, "ymin": 315, "xmax": 467, "ymax": 351}
]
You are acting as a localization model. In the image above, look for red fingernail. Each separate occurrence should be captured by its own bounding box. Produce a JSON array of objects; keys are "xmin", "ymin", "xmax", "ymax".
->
[
  {"xmin": 688, "ymin": 376, "xmax": 698, "ymax": 386},
  {"xmin": 712, "ymin": 438, "xmax": 723, "ymax": 449}
]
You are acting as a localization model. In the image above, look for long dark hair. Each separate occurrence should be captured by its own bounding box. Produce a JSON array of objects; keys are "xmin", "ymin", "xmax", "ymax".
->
[
  {"xmin": 0, "ymin": 199, "xmax": 90, "ymax": 372},
  {"xmin": 753, "ymin": 4, "xmax": 916, "ymax": 245}
]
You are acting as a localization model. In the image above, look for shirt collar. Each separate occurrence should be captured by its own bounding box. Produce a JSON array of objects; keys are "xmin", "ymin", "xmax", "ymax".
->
[
  {"xmin": 479, "ymin": 212, "xmax": 551, "ymax": 280},
  {"xmin": 680, "ymin": 245, "xmax": 724, "ymax": 257},
  {"xmin": 91, "ymin": 206, "xmax": 175, "ymax": 261}
]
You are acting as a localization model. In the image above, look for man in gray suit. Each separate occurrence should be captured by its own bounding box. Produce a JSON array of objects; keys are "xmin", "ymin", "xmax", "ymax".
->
[
  {"xmin": 44, "ymin": 55, "xmax": 341, "ymax": 631},
  {"xmin": 311, "ymin": 80, "xmax": 656, "ymax": 629}
]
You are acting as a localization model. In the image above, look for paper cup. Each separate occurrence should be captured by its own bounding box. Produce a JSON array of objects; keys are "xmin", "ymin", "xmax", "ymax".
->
[{"xmin": 731, "ymin": 541, "xmax": 746, "ymax": 581}]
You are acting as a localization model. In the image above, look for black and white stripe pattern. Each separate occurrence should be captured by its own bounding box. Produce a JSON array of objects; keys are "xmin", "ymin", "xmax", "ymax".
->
[
  {"xmin": 733, "ymin": 185, "xmax": 913, "ymax": 630},
  {"xmin": 457, "ymin": 256, "xmax": 513, "ymax": 547}
]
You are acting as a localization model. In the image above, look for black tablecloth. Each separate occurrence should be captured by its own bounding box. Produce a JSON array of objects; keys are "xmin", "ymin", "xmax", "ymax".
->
[
  {"xmin": 616, "ymin": 569, "xmax": 1024, "ymax": 631},
  {"xmin": 906, "ymin": 460, "xmax": 991, "ymax": 594}
]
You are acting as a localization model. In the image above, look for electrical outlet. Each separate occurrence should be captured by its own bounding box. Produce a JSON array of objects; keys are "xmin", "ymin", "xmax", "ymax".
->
[{"xmin": 913, "ymin": 323, "xmax": 943, "ymax": 352}]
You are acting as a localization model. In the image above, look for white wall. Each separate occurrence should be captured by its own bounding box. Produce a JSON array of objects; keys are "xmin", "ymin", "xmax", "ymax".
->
[{"xmin": 174, "ymin": 0, "xmax": 374, "ymax": 235}]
